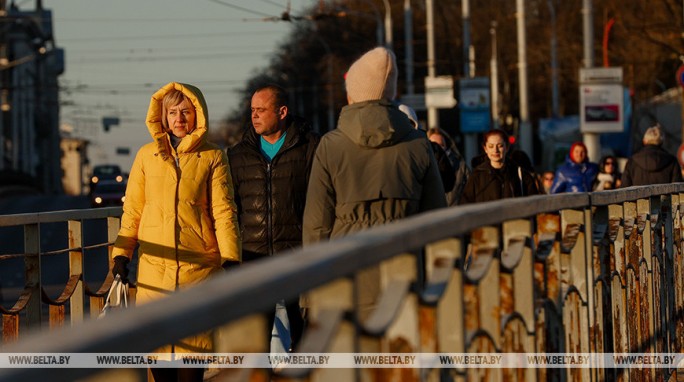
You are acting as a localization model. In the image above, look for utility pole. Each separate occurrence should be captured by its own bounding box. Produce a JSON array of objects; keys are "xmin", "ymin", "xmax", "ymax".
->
[
  {"xmin": 516, "ymin": 0, "xmax": 533, "ymax": 159},
  {"xmin": 582, "ymin": 0, "xmax": 600, "ymax": 162},
  {"xmin": 425, "ymin": 0, "xmax": 438, "ymax": 129},
  {"xmin": 490, "ymin": 21, "xmax": 499, "ymax": 129},
  {"xmin": 404, "ymin": 0, "xmax": 414, "ymax": 95},
  {"xmin": 462, "ymin": 0, "xmax": 478, "ymax": 164},
  {"xmin": 462, "ymin": 0, "xmax": 470, "ymax": 78}
]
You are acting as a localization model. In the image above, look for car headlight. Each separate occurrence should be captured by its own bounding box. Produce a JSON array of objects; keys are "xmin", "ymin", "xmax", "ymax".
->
[
  {"xmin": 115, "ymin": 175, "xmax": 123, "ymax": 182},
  {"xmin": 121, "ymin": 195, "xmax": 126, "ymax": 203},
  {"xmin": 91, "ymin": 176, "xmax": 99, "ymax": 184},
  {"xmin": 94, "ymin": 197, "xmax": 103, "ymax": 204}
]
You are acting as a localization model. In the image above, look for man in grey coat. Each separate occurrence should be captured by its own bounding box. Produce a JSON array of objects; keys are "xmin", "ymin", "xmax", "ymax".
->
[{"xmin": 303, "ymin": 47, "xmax": 446, "ymax": 316}]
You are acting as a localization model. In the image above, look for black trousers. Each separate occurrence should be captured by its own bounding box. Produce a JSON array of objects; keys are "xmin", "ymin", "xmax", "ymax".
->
[{"xmin": 150, "ymin": 365, "xmax": 204, "ymax": 382}]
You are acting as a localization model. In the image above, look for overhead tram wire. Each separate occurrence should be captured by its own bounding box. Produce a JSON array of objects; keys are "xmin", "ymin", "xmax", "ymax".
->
[
  {"xmin": 69, "ymin": 50, "xmax": 274, "ymax": 64},
  {"xmin": 204, "ymin": 0, "xmax": 274, "ymax": 18},
  {"xmin": 256, "ymin": 0, "xmax": 285, "ymax": 9},
  {"xmin": 60, "ymin": 30, "xmax": 281, "ymax": 43}
]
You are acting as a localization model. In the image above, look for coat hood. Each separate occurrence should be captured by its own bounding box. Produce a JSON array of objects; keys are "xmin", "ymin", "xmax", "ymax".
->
[
  {"xmin": 337, "ymin": 100, "xmax": 414, "ymax": 148},
  {"xmin": 146, "ymin": 82, "xmax": 209, "ymax": 155},
  {"xmin": 631, "ymin": 145, "xmax": 678, "ymax": 172}
]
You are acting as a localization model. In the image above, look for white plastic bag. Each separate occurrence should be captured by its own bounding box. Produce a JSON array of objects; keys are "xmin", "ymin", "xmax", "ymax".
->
[
  {"xmin": 98, "ymin": 274, "xmax": 129, "ymax": 319},
  {"xmin": 270, "ymin": 300, "xmax": 291, "ymax": 371}
]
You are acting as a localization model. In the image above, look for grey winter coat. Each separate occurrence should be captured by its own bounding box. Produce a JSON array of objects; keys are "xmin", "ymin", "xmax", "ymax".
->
[{"xmin": 303, "ymin": 100, "xmax": 447, "ymax": 243}]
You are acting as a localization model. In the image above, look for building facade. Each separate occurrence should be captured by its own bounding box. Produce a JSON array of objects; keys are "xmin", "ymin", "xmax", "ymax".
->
[{"xmin": 0, "ymin": 1, "xmax": 64, "ymax": 194}]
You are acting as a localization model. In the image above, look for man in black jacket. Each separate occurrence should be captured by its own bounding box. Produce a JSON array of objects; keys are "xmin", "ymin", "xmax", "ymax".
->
[
  {"xmin": 228, "ymin": 84, "xmax": 319, "ymax": 352},
  {"xmin": 622, "ymin": 124, "xmax": 682, "ymax": 187}
]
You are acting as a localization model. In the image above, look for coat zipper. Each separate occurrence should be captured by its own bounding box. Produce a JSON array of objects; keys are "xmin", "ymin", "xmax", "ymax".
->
[{"xmin": 173, "ymin": 153, "xmax": 181, "ymax": 288}]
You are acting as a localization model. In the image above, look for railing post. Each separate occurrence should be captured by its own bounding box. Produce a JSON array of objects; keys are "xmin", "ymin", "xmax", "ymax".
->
[
  {"xmin": 463, "ymin": 226, "xmax": 501, "ymax": 380},
  {"xmin": 660, "ymin": 194, "xmax": 676, "ymax": 354},
  {"xmin": 307, "ymin": 278, "xmax": 354, "ymax": 382},
  {"xmin": 106, "ymin": 216, "xmax": 120, "ymax": 266},
  {"xmin": 429, "ymin": 238, "xmax": 463, "ymax": 381},
  {"xmin": 560, "ymin": 208, "xmax": 591, "ymax": 381},
  {"xmin": 501, "ymin": 218, "xmax": 535, "ymax": 381},
  {"xmin": 590, "ymin": 204, "xmax": 611, "ymax": 379},
  {"xmin": 24, "ymin": 222, "xmax": 41, "ymax": 331},
  {"xmin": 370, "ymin": 253, "xmax": 418, "ymax": 381},
  {"xmin": 68, "ymin": 219, "xmax": 84, "ymax": 324}
]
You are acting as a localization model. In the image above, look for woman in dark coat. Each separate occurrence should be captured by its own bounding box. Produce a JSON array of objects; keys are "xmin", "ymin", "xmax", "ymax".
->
[
  {"xmin": 593, "ymin": 155, "xmax": 621, "ymax": 190},
  {"xmin": 459, "ymin": 129, "xmax": 539, "ymax": 204}
]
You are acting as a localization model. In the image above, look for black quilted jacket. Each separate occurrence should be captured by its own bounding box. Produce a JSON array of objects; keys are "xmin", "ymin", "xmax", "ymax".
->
[{"xmin": 228, "ymin": 116, "xmax": 319, "ymax": 261}]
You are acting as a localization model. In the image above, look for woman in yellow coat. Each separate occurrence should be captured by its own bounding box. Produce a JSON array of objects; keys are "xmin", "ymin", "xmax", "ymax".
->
[{"xmin": 111, "ymin": 82, "xmax": 240, "ymax": 382}]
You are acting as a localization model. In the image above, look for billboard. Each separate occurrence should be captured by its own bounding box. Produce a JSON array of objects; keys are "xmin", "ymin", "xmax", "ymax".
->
[
  {"xmin": 579, "ymin": 67, "xmax": 624, "ymax": 133},
  {"xmin": 459, "ymin": 77, "xmax": 491, "ymax": 133}
]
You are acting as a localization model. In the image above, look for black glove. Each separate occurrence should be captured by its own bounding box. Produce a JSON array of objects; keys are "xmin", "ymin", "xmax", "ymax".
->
[
  {"xmin": 112, "ymin": 256, "xmax": 130, "ymax": 283},
  {"xmin": 222, "ymin": 260, "xmax": 241, "ymax": 270}
]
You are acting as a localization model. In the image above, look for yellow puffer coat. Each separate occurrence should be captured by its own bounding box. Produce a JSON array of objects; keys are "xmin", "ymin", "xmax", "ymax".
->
[{"xmin": 112, "ymin": 82, "xmax": 241, "ymax": 353}]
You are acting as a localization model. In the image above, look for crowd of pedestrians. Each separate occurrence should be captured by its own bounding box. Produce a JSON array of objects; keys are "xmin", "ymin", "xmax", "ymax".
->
[{"xmin": 106, "ymin": 47, "xmax": 683, "ymax": 382}]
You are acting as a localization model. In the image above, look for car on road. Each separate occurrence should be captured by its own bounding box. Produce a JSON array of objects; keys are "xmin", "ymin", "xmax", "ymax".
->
[
  {"xmin": 89, "ymin": 164, "xmax": 124, "ymax": 193},
  {"xmin": 90, "ymin": 180, "xmax": 127, "ymax": 208}
]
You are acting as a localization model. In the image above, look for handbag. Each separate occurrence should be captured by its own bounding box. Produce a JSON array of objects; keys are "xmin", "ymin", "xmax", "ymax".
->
[{"xmin": 98, "ymin": 274, "xmax": 129, "ymax": 319}]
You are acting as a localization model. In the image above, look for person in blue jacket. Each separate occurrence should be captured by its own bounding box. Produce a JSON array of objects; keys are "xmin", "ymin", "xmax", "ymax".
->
[{"xmin": 550, "ymin": 141, "xmax": 599, "ymax": 193}]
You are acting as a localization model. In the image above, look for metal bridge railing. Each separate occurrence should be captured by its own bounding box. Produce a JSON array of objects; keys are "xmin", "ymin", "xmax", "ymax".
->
[
  {"xmin": 0, "ymin": 207, "xmax": 128, "ymax": 341},
  {"xmin": 0, "ymin": 184, "xmax": 683, "ymax": 381}
]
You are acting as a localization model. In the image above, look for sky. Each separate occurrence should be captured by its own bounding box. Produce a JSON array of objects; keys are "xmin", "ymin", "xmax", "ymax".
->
[{"xmin": 37, "ymin": 0, "xmax": 315, "ymax": 171}]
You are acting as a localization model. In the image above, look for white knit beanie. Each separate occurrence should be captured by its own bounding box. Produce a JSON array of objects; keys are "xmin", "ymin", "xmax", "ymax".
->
[{"xmin": 345, "ymin": 47, "xmax": 398, "ymax": 104}]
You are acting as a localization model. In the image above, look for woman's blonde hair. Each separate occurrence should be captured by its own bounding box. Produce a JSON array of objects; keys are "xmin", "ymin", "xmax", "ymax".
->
[{"xmin": 160, "ymin": 90, "xmax": 193, "ymax": 132}]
